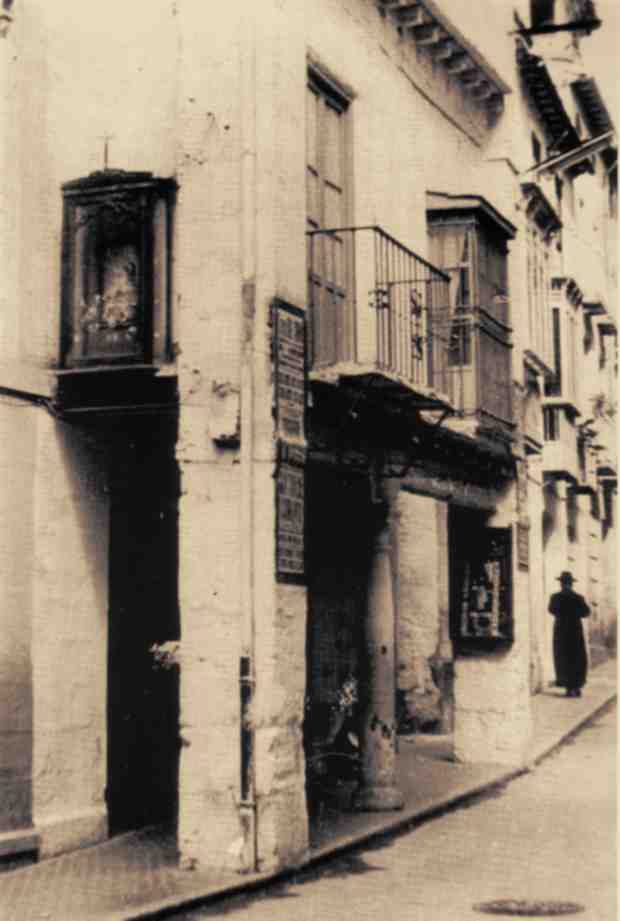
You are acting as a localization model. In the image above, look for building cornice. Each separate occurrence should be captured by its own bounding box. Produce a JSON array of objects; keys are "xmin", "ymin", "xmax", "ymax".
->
[
  {"xmin": 378, "ymin": 1, "xmax": 510, "ymax": 111},
  {"xmin": 517, "ymin": 42, "xmax": 580, "ymax": 153},
  {"xmin": 521, "ymin": 181, "xmax": 562, "ymax": 236},
  {"xmin": 572, "ymin": 77, "xmax": 614, "ymax": 136},
  {"xmin": 426, "ymin": 191, "xmax": 517, "ymax": 239}
]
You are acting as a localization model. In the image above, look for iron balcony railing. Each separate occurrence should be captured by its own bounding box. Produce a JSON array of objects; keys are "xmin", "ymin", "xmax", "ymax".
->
[
  {"xmin": 307, "ymin": 225, "xmax": 453, "ymax": 402},
  {"xmin": 307, "ymin": 226, "xmax": 514, "ymax": 430}
]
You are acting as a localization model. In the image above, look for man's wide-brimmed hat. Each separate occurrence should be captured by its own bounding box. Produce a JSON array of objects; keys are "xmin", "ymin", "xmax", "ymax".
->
[{"xmin": 557, "ymin": 570, "xmax": 576, "ymax": 582}]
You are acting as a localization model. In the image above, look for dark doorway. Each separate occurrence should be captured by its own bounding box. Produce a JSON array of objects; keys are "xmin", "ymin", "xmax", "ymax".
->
[
  {"xmin": 304, "ymin": 467, "xmax": 371, "ymax": 816},
  {"xmin": 107, "ymin": 415, "xmax": 180, "ymax": 835}
]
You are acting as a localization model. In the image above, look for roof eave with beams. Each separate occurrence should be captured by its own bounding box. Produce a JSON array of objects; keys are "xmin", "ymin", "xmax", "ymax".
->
[
  {"xmin": 517, "ymin": 42, "xmax": 580, "ymax": 154},
  {"xmin": 377, "ymin": 0, "xmax": 511, "ymax": 111},
  {"xmin": 572, "ymin": 77, "xmax": 615, "ymax": 136},
  {"xmin": 515, "ymin": 0, "xmax": 601, "ymax": 36},
  {"xmin": 521, "ymin": 182, "xmax": 562, "ymax": 235}
]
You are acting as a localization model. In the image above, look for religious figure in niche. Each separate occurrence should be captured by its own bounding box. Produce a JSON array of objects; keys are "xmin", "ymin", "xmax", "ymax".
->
[
  {"xmin": 79, "ymin": 242, "xmax": 140, "ymax": 349},
  {"xmin": 101, "ymin": 245, "xmax": 139, "ymax": 335}
]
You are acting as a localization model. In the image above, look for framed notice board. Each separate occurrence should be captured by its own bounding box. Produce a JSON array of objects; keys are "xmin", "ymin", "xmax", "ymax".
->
[
  {"xmin": 276, "ymin": 457, "xmax": 305, "ymax": 581},
  {"xmin": 273, "ymin": 300, "xmax": 306, "ymax": 443},
  {"xmin": 273, "ymin": 300, "xmax": 307, "ymax": 583}
]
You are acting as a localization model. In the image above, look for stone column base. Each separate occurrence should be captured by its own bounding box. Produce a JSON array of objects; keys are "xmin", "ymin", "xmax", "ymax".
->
[
  {"xmin": 35, "ymin": 806, "xmax": 108, "ymax": 859},
  {"xmin": 353, "ymin": 784, "xmax": 404, "ymax": 812}
]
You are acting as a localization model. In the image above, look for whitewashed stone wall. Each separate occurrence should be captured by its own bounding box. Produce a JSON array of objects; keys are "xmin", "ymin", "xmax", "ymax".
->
[
  {"xmin": 0, "ymin": 401, "xmax": 38, "ymax": 836},
  {"xmin": 31, "ymin": 413, "xmax": 109, "ymax": 857},
  {"xmin": 173, "ymin": 0, "xmax": 245, "ymax": 871},
  {"xmin": 175, "ymin": 0, "xmax": 310, "ymax": 872},
  {"xmin": 454, "ymin": 486, "xmax": 533, "ymax": 766},
  {"xmin": 396, "ymin": 492, "xmax": 448, "ymax": 731}
]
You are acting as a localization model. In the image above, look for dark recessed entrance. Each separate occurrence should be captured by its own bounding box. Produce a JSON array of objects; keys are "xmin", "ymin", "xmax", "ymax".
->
[
  {"xmin": 304, "ymin": 467, "xmax": 371, "ymax": 820},
  {"xmin": 107, "ymin": 415, "xmax": 180, "ymax": 836}
]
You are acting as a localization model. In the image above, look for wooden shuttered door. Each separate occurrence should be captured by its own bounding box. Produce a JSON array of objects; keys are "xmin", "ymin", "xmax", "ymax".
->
[{"xmin": 306, "ymin": 76, "xmax": 351, "ymax": 368}]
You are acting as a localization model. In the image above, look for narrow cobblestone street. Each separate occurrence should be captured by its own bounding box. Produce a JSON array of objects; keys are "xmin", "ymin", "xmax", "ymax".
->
[{"xmin": 175, "ymin": 703, "xmax": 616, "ymax": 921}]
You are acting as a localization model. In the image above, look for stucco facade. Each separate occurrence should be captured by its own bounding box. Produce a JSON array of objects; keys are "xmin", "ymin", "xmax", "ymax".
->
[{"xmin": 0, "ymin": 0, "xmax": 615, "ymax": 877}]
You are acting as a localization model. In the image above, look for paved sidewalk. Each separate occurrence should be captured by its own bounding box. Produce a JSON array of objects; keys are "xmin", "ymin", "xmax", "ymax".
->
[{"xmin": 0, "ymin": 659, "xmax": 615, "ymax": 921}]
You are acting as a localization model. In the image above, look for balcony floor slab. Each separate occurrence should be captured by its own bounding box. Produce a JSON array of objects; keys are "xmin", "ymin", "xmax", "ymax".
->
[{"xmin": 309, "ymin": 362, "xmax": 452, "ymax": 412}]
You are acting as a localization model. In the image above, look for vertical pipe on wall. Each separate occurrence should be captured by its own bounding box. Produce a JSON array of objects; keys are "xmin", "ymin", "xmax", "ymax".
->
[{"xmin": 239, "ymin": 9, "xmax": 258, "ymax": 872}]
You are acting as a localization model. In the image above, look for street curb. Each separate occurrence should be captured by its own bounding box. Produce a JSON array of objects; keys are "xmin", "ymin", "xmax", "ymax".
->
[
  {"xmin": 115, "ymin": 688, "xmax": 616, "ymax": 921},
  {"xmin": 527, "ymin": 692, "xmax": 617, "ymax": 770}
]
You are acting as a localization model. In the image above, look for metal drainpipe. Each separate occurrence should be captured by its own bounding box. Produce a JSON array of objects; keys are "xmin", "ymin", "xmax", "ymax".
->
[{"xmin": 238, "ymin": 11, "xmax": 258, "ymax": 872}]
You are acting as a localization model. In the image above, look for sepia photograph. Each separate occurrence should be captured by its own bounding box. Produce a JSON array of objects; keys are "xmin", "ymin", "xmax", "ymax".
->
[{"xmin": 0, "ymin": 1, "xmax": 616, "ymax": 919}]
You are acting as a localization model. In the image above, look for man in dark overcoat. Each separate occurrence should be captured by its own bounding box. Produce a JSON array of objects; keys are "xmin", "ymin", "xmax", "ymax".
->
[{"xmin": 548, "ymin": 571, "xmax": 590, "ymax": 697}]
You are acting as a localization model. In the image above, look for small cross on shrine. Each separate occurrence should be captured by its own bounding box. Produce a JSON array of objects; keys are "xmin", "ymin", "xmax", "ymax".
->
[{"xmin": 98, "ymin": 133, "xmax": 115, "ymax": 170}]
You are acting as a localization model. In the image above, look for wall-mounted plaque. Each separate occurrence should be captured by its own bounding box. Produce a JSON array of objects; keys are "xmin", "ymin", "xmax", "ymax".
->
[
  {"xmin": 517, "ymin": 521, "xmax": 530, "ymax": 571},
  {"xmin": 273, "ymin": 300, "xmax": 306, "ymax": 443},
  {"xmin": 273, "ymin": 300, "xmax": 306, "ymax": 582},
  {"xmin": 276, "ymin": 462, "xmax": 305, "ymax": 581},
  {"xmin": 516, "ymin": 458, "xmax": 529, "ymax": 522}
]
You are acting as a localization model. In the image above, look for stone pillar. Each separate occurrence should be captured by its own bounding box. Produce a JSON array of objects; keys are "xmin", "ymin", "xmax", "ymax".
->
[
  {"xmin": 527, "ymin": 456, "xmax": 547, "ymax": 690},
  {"xmin": 435, "ymin": 501, "xmax": 454, "ymax": 733},
  {"xmin": 173, "ymin": 0, "xmax": 246, "ymax": 872},
  {"xmin": 354, "ymin": 479, "xmax": 403, "ymax": 812}
]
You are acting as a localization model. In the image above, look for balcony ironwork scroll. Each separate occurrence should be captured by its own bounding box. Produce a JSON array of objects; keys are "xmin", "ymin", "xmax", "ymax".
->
[{"xmin": 307, "ymin": 225, "xmax": 453, "ymax": 402}]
